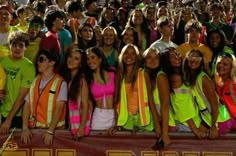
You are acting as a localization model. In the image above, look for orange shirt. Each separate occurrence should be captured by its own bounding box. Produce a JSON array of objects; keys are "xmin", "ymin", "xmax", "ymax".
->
[{"xmin": 125, "ymin": 82, "xmax": 138, "ymax": 115}]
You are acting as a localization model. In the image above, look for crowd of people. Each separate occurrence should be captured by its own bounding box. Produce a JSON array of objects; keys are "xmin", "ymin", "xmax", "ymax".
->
[{"xmin": 0, "ymin": 0, "xmax": 236, "ymax": 149}]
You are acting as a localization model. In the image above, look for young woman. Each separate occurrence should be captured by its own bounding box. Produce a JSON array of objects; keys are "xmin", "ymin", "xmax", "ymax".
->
[
  {"xmin": 143, "ymin": 5, "xmax": 158, "ymax": 45},
  {"xmin": 77, "ymin": 23, "xmax": 96, "ymax": 51},
  {"xmin": 98, "ymin": 7, "xmax": 115, "ymax": 29},
  {"xmin": 206, "ymin": 28, "xmax": 234, "ymax": 76},
  {"xmin": 126, "ymin": 9, "xmax": 150, "ymax": 52},
  {"xmin": 100, "ymin": 26, "xmax": 119, "ymax": 67},
  {"xmin": 215, "ymin": 53, "xmax": 236, "ymax": 130},
  {"xmin": 85, "ymin": 47, "xmax": 116, "ymax": 130},
  {"xmin": 184, "ymin": 49, "xmax": 232, "ymax": 137},
  {"xmin": 119, "ymin": 26, "xmax": 140, "ymax": 52},
  {"xmin": 60, "ymin": 47, "xmax": 91, "ymax": 139},
  {"xmin": 143, "ymin": 47, "xmax": 170, "ymax": 147},
  {"xmin": 114, "ymin": 44, "xmax": 153, "ymax": 132},
  {"xmin": 161, "ymin": 47, "xmax": 207, "ymax": 139}
]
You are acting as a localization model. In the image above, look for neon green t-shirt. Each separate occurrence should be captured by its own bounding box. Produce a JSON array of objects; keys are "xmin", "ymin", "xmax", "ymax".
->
[{"xmin": 0, "ymin": 56, "xmax": 35, "ymax": 117}]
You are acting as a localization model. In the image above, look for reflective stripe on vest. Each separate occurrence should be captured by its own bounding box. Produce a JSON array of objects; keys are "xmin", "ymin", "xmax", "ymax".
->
[
  {"xmin": 117, "ymin": 69, "xmax": 150, "ymax": 126},
  {"xmin": 29, "ymin": 74, "xmax": 64, "ymax": 128},
  {"xmin": 171, "ymin": 84, "xmax": 201, "ymax": 127},
  {"xmin": 195, "ymin": 72, "xmax": 211, "ymax": 112},
  {"xmin": 47, "ymin": 78, "xmax": 59, "ymax": 125},
  {"xmin": 194, "ymin": 73, "xmax": 212, "ymax": 126},
  {"xmin": 138, "ymin": 69, "xmax": 150, "ymax": 126}
]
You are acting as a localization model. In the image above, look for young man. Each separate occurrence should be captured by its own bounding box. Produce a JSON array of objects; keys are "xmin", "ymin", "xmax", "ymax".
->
[
  {"xmin": 0, "ymin": 5, "xmax": 19, "ymax": 58},
  {"xmin": 21, "ymin": 49, "xmax": 67, "ymax": 146},
  {"xmin": 150, "ymin": 16, "xmax": 177, "ymax": 53},
  {"xmin": 25, "ymin": 15, "xmax": 44, "ymax": 62},
  {"xmin": 39, "ymin": 10, "xmax": 66, "ymax": 55},
  {"xmin": 0, "ymin": 31, "xmax": 35, "ymax": 133},
  {"xmin": 83, "ymin": 0, "xmax": 98, "ymax": 20},
  {"xmin": 177, "ymin": 20, "xmax": 212, "ymax": 74},
  {"xmin": 203, "ymin": 2, "xmax": 233, "ymax": 44},
  {"xmin": 16, "ymin": 5, "xmax": 28, "ymax": 31}
]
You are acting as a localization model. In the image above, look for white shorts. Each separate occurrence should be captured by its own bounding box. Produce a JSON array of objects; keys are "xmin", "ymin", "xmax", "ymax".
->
[{"xmin": 91, "ymin": 107, "xmax": 115, "ymax": 130}]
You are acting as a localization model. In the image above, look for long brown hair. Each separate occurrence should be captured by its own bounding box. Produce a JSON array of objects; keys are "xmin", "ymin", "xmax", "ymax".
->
[{"xmin": 114, "ymin": 44, "xmax": 141, "ymax": 104}]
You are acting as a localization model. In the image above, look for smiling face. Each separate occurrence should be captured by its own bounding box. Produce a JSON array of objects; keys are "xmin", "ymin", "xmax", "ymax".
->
[
  {"xmin": 187, "ymin": 50, "xmax": 202, "ymax": 70},
  {"xmin": 104, "ymin": 8, "xmax": 114, "ymax": 23},
  {"xmin": 122, "ymin": 29, "xmax": 134, "ymax": 44},
  {"xmin": 67, "ymin": 50, "xmax": 82, "ymax": 71},
  {"xmin": 122, "ymin": 46, "xmax": 138, "ymax": 66},
  {"xmin": 86, "ymin": 49, "xmax": 101, "ymax": 71},
  {"xmin": 216, "ymin": 56, "xmax": 232, "ymax": 78},
  {"xmin": 169, "ymin": 49, "xmax": 181, "ymax": 68},
  {"xmin": 103, "ymin": 28, "xmax": 115, "ymax": 46},
  {"xmin": 209, "ymin": 32, "xmax": 221, "ymax": 48},
  {"xmin": 145, "ymin": 50, "xmax": 160, "ymax": 69},
  {"xmin": 10, "ymin": 41, "xmax": 26, "ymax": 60},
  {"xmin": 132, "ymin": 10, "xmax": 143, "ymax": 25}
]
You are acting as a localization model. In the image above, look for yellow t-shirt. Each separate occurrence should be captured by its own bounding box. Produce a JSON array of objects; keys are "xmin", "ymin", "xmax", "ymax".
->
[
  {"xmin": 0, "ymin": 64, "xmax": 6, "ymax": 90},
  {"xmin": 176, "ymin": 42, "xmax": 213, "ymax": 74},
  {"xmin": 24, "ymin": 37, "xmax": 41, "ymax": 62}
]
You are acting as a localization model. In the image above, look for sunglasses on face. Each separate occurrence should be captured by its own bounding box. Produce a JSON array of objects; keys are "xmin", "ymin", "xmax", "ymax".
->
[
  {"xmin": 37, "ymin": 56, "xmax": 47, "ymax": 63},
  {"xmin": 187, "ymin": 55, "xmax": 202, "ymax": 62}
]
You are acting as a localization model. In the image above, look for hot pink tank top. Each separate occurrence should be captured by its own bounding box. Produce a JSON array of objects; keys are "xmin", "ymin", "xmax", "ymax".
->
[{"xmin": 90, "ymin": 72, "xmax": 115, "ymax": 100}]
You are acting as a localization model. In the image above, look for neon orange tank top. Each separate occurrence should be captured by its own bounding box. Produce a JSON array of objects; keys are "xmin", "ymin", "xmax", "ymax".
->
[{"xmin": 125, "ymin": 82, "xmax": 138, "ymax": 114}]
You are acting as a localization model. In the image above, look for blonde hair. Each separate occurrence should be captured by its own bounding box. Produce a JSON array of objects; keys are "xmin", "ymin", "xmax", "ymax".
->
[{"xmin": 215, "ymin": 53, "xmax": 236, "ymax": 86}]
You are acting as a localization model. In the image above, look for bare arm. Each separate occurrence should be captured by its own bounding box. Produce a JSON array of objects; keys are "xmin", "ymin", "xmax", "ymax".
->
[
  {"xmin": 187, "ymin": 119, "xmax": 206, "ymax": 139},
  {"xmin": 43, "ymin": 100, "xmax": 66, "ymax": 145},
  {"xmin": 21, "ymin": 100, "xmax": 32, "ymax": 144},
  {"xmin": 202, "ymin": 75, "xmax": 219, "ymax": 138},
  {"xmin": 144, "ymin": 72, "xmax": 161, "ymax": 137},
  {"xmin": 0, "ymin": 87, "xmax": 29, "ymax": 133},
  {"xmin": 157, "ymin": 74, "xmax": 170, "ymax": 145},
  {"xmin": 75, "ymin": 78, "xmax": 89, "ymax": 138}
]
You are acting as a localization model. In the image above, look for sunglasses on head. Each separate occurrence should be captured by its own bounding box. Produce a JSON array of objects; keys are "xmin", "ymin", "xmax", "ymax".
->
[{"xmin": 218, "ymin": 52, "xmax": 235, "ymax": 60}]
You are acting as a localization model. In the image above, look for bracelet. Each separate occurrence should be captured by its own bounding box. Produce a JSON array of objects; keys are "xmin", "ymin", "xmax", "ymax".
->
[{"xmin": 46, "ymin": 130, "xmax": 54, "ymax": 135}]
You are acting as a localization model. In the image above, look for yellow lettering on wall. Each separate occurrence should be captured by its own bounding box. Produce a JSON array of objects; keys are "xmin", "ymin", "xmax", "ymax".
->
[
  {"xmin": 2, "ymin": 149, "xmax": 29, "ymax": 156},
  {"xmin": 182, "ymin": 151, "xmax": 200, "ymax": 156},
  {"xmin": 162, "ymin": 151, "xmax": 179, "ymax": 156},
  {"xmin": 141, "ymin": 151, "xmax": 159, "ymax": 156},
  {"xmin": 202, "ymin": 152, "xmax": 233, "ymax": 156},
  {"xmin": 55, "ymin": 149, "xmax": 76, "ymax": 156},
  {"xmin": 106, "ymin": 150, "xmax": 136, "ymax": 156},
  {"xmin": 32, "ymin": 148, "xmax": 52, "ymax": 156}
]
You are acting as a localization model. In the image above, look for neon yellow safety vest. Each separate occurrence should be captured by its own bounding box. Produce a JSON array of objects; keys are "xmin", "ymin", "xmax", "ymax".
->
[
  {"xmin": 117, "ymin": 69, "xmax": 151, "ymax": 127},
  {"xmin": 193, "ymin": 72, "xmax": 231, "ymax": 127},
  {"xmin": 171, "ymin": 84, "xmax": 201, "ymax": 127},
  {"xmin": 28, "ymin": 74, "xmax": 65, "ymax": 128}
]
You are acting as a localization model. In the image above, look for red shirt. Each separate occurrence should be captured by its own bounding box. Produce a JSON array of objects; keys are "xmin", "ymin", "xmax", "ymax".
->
[{"xmin": 39, "ymin": 30, "xmax": 60, "ymax": 55}]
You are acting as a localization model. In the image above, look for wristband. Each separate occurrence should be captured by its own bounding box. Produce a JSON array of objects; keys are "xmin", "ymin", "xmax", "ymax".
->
[{"xmin": 46, "ymin": 130, "xmax": 54, "ymax": 135}]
